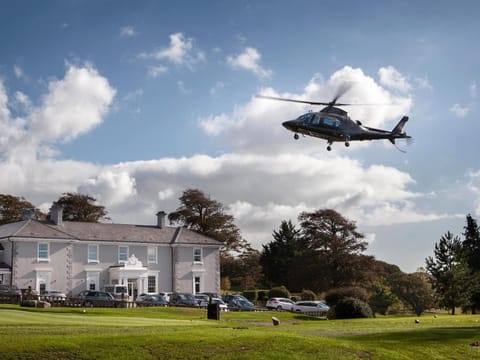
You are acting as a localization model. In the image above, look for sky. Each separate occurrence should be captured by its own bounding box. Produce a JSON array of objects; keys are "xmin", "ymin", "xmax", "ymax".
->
[{"xmin": 1, "ymin": 0, "xmax": 479, "ymax": 272}]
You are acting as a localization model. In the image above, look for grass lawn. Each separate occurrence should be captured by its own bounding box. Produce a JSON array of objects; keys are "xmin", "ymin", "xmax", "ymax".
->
[{"xmin": 1, "ymin": 304, "xmax": 480, "ymax": 359}]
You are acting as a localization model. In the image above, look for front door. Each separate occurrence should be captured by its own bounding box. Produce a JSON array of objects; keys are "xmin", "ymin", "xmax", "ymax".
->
[{"xmin": 127, "ymin": 279, "xmax": 137, "ymax": 300}]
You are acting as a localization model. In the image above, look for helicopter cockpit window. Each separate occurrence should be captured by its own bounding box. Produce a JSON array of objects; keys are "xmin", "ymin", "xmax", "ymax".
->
[
  {"xmin": 301, "ymin": 113, "xmax": 314, "ymax": 124},
  {"xmin": 322, "ymin": 117, "xmax": 339, "ymax": 128},
  {"xmin": 312, "ymin": 114, "xmax": 321, "ymax": 125}
]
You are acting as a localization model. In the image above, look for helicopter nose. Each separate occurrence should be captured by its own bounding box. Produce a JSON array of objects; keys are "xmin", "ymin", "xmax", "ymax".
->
[{"xmin": 282, "ymin": 120, "xmax": 296, "ymax": 131}]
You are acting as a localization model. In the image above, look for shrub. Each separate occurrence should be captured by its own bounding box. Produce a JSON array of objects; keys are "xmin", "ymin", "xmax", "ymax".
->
[
  {"xmin": 257, "ymin": 290, "xmax": 269, "ymax": 302},
  {"xmin": 268, "ymin": 286, "xmax": 291, "ymax": 299},
  {"xmin": 325, "ymin": 287, "xmax": 369, "ymax": 306},
  {"xmin": 331, "ymin": 297, "xmax": 373, "ymax": 319},
  {"xmin": 300, "ymin": 289, "xmax": 316, "ymax": 301},
  {"xmin": 242, "ymin": 290, "xmax": 257, "ymax": 302}
]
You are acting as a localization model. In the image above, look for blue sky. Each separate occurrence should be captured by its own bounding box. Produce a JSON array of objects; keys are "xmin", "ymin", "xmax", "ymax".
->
[{"xmin": 1, "ymin": 0, "xmax": 479, "ymax": 272}]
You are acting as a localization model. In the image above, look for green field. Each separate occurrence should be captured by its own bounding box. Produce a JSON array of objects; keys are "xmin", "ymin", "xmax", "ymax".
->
[{"xmin": 1, "ymin": 304, "xmax": 480, "ymax": 359}]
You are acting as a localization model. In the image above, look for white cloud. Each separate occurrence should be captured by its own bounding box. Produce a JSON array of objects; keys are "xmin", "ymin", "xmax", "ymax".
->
[
  {"xmin": 148, "ymin": 65, "xmax": 168, "ymax": 78},
  {"xmin": 226, "ymin": 47, "xmax": 272, "ymax": 79},
  {"xmin": 450, "ymin": 103, "xmax": 469, "ymax": 118},
  {"xmin": 120, "ymin": 26, "xmax": 138, "ymax": 38},
  {"xmin": 79, "ymin": 170, "xmax": 137, "ymax": 206},
  {"xmin": 379, "ymin": 66, "xmax": 411, "ymax": 92},
  {"xmin": 142, "ymin": 33, "xmax": 205, "ymax": 69},
  {"xmin": 13, "ymin": 65, "xmax": 25, "ymax": 79}
]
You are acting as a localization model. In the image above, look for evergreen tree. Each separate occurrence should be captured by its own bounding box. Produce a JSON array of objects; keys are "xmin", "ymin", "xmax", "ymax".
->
[
  {"xmin": 462, "ymin": 214, "xmax": 480, "ymax": 313},
  {"xmin": 426, "ymin": 231, "xmax": 471, "ymax": 315}
]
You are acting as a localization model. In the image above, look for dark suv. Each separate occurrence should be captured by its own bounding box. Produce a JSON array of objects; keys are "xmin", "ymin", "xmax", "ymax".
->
[
  {"xmin": 78, "ymin": 290, "xmax": 115, "ymax": 306},
  {"xmin": 169, "ymin": 292, "xmax": 198, "ymax": 307},
  {"xmin": 0, "ymin": 284, "xmax": 21, "ymax": 296}
]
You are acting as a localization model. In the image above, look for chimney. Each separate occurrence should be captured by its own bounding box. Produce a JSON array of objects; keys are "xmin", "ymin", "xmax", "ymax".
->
[
  {"xmin": 50, "ymin": 204, "xmax": 64, "ymax": 226},
  {"xmin": 156, "ymin": 211, "xmax": 167, "ymax": 228}
]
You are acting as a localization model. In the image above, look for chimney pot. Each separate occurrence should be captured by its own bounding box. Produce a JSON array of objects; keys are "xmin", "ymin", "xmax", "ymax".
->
[{"xmin": 50, "ymin": 204, "xmax": 64, "ymax": 225}]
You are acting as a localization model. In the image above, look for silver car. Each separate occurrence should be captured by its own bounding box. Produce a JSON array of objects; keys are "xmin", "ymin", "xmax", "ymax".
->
[
  {"xmin": 293, "ymin": 300, "xmax": 330, "ymax": 314},
  {"xmin": 266, "ymin": 297, "xmax": 295, "ymax": 311}
]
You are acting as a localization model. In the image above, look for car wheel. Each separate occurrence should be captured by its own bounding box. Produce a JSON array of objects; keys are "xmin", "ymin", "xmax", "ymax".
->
[{"xmin": 277, "ymin": 306, "xmax": 283, "ymax": 311}]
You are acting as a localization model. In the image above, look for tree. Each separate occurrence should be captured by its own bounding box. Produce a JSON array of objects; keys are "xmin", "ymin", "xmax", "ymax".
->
[
  {"xmin": 462, "ymin": 214, "xmax": 480, "ymax": 313},
  {"xmin": 298, "ymin": 209, "xmax": 368, "ymax": 289},
  {"xmin": 0, "ymin": 194, "xmax": 43, "ymax": 225},
  {"xmin": 390, "ymin": 271, "xmax": 435, "ymax": 316},
  {"xmin": 426, "ymin": 231, "xmax": 471, "ymax": 315},
  {"xmin": 168, "ymin": 189, "xmax": 247, "ymax": 255},
  {"xmin": 51, "ymin": 193, "xmax": 109, "ymax": 222},
  {"xmin": 369, "ymin": 278, "xmax": 398, "ymax": 315},
  {"xmin": 260, "ymin": 220, "xmax": 301, "ymax": 288}
]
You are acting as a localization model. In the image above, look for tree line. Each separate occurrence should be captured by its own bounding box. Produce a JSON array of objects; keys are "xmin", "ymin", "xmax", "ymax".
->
[{"xmin": 1, "ymin": 189, "xmax": 477, "ymax": 315}]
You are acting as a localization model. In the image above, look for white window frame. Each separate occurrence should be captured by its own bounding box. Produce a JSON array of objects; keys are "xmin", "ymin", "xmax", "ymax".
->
[
  {"xmin": 118, "ymin": 245, "xmax": 129, "ymax": 263},
  {"xmin": 147, "ymin": 275, "xmax": 157, "ymax": 293},
  {"xmin": 37, "ymin": 243, "xmax": 49, "ymax": 262},
  {"xmin": 192, "ymin": 272, "xmax": 204, "ymax": 294},
  {"xmin": 147, "ymin": 246, "xmax": 157, "ymax": 264},
  {"xmin": 35, "ymin": 270, "xmax": 51, "ymax": 293},
  {"xmin": 86, "ymin": 271, "xmax": 100, "ymax": 291},
  {"xmin": 193, "ymin": 248, "xmax": 203, "ymax": 264},
  {"xmin": 87, "ymin": 244, "xmax": 99, "ymax": 263}
]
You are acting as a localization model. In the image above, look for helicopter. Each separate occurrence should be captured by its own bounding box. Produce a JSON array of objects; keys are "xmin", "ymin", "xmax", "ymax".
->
[{"xmin": 256, "ymin": 85, "xmax": 412, "ymax": 151}]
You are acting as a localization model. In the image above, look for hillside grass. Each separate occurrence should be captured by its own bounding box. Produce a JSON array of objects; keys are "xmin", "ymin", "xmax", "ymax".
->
[{"xmin": 1, "ymin": 304, "xmax": 480, "ymax": 359}]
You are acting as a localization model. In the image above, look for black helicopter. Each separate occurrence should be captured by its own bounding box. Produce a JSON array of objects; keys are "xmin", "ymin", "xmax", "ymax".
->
[{"xmin": 257, "ymin": 85, "xmax": 411, "ymax": 151}]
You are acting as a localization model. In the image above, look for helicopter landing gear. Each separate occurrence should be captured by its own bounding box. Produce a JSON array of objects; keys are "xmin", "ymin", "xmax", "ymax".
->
[
  {"xmin": 345, "ymin": 142, "xmax": 350, "ymax": 147},
  {"xmin": 327, "ymin": 141, "xmax": 332, "ymax": 151},
  {"xmin": 345, "ymin": 135, "xmax": 350, "ymax": 147},
  {"xmin": 293, "ymin": 133, "xmax": 299, "ymax": 140}
]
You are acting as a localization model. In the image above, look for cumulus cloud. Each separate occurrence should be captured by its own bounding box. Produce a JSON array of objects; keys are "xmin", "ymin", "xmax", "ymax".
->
[
  {"xmin": 226, "ymin": 47, "xmax": 272, "ymax": 79},
  {"xmin": 450, "ymin": 103, "xmax": 469, "ymax": 118},
  {"xmin": 79, "ymin": 170, "xmax": 137, "ymax": 206},
  {"xmin": 379, "ymin": 66, "xmax": 411, "ymax": 92}
]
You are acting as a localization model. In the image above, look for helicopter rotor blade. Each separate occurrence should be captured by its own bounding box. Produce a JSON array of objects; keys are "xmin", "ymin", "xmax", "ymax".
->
[
  {"xmin": 256, "ymin": 95, "xmax": 331, "ymax": 106},
  {"xmin": 330, "ymin": 81, "xmax": 355, "ymax": 106}
]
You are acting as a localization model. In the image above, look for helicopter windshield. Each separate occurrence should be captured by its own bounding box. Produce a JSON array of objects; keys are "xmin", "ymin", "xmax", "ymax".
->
[
  {"xmin": 299, "ymin": 113, "xmax": 314, "ymax": 124},
  {"xmin": 321, "ymin": 117, "xmax": 340, "ymax": 128}
]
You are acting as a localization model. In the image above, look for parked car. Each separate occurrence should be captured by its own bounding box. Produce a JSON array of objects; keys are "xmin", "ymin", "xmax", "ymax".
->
[
  {"xmin": 20, "ymin": 288, "xmax": 40, "ymax": 300},
  {"xmin": 158, "ymin": 292, "xmax": 172, "ymax": 303},
  {"xmin": 78, "ymin": 290, "xmax": 115, "ymax": 305},
  {"xmin": 227, "ymin": 298, "xmax": 256, "ymax": 311},
  {"xmin": 210, "ymin": 297, "xmax": 228, "ymax": 312},
  {"xmin": 135, "ymin": 293, "xmax": 149, "ymax": 302},
  {"xmin": 42, "ymin": 290, "xmax": 67, "ymax": 301},
  {"xmin": 266, "ymin": 297, "xmax": 295, "ymax": 311},
  {"xmin": 223, "ymin": 294, "xmax": 255, "ymax": 307},
  {"xmin": 0, "ymin": 284, "xmax": 21, "ymax": 296},
  {"xmin": 136, "ymin": 295, "xmax": 168, "ymax": 307},
  {"xmin": 194, "ymin": 293, "xmax": 210, "ymax": 308},
  {"xmin": 169, "ymin": 292, "xmax": 198, "ymax": 307},
  {"xmin": 293, "ymin": 300, "xmax": 330, "ymax": 315}
]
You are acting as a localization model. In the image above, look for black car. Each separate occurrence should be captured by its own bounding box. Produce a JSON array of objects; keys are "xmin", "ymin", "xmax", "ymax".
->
[
  {"xmin": 0, "ymin": 284, "xmax": 21, "ymax": 296},
  {"xmin": 78, "ymin": 290, "xmax": 115, "ymax": 306},
  {"xmin": 136, "ymin": 295, "xmax": 168, "ymax": 307},
  {"xmin": 169, "ymin": 292, "xmax": 198, "ymax": 307}
]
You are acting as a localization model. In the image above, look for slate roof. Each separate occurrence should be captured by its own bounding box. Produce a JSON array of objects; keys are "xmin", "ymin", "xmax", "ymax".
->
[{"xmin": 0, "ymin": 219, "xmax": 221, "ymax": 246}]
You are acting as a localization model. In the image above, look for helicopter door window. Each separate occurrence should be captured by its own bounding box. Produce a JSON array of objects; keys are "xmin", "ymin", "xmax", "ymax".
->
[
  {"xmin": 302, "ymin": 114, "xmax": 314, "ymax": 124},
  {"xmin": 312, "ymin": 115, "xmax": 321, "ymax": 125},
  {"xmin": 322, "ymin": 117, "xmax": 339, "ymax": 128}
]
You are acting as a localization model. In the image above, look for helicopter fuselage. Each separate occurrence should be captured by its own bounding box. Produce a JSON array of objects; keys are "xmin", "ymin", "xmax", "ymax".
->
[{"xmin": 282, "ymin": 106, "xmax": 410, "ymax": 149}]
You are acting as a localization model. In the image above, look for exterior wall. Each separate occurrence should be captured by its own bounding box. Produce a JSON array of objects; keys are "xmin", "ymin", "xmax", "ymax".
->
[
  {"xmin": 173, "ymin": 246, "xmax": 220, "ymax": 294},
  {"xmin": 12, "ymin": 240, "xmax": 69, "ymax": 292}
]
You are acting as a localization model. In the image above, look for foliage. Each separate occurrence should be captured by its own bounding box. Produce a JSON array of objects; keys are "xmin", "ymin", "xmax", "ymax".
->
[
  {"xmin": 168, "ymin": 189, "xmax": 247, "ymax": 255},
  {"xmin": 242, "ymin": 290, "xmax": 258, "ymax": 302},
  {"xmin": 52, "ymin": 192, "xmax": 109, "ymax": 222},
  {"xmin": 220, "ymin": 276, "xmax": 231, "ymax": 291},
  {"xmin": 300, "ymin": 289, "xmax": 316, "ymax": 301},
  {"xmin": 330, "ymin": 297, "xmax": 374, "ymax": 319},
  {"xmin": 260, "ymin": 220, "xmax": 301, "ymax": 289},
  {"xmin": 221, "ymin": 248, "xmax": 263, "ymax": 290},
  {"xmin": 369, "ymin": 278, "xmax": 398, "ymax": 315},
  {"xmin": 390, "ymin": 271, "xmax": 435, "ymax": 316},
  {"xmin": 325, "ymin": 286, "xmax": 369, "ymax": 306},
  {"xmin": 268, "ymin": 286, "xmax": 291, "ymax": 299},
  {"xmin": 426, "ymin": 231, "xmax": 471, "ymax": 314},
  {"xmin": 298, "ymin": 209, "xmax": 368, "ymax": 290},
  {"xmin": 257, "ymin": 290, "xmax": 268, "ymax": 302},
  {"xmin": 0, "ymin": 194, "xmax": 43, "ymax": 225},
  {"xmin": 462, "ymin": 214, "xmax": 480, "ymax": 313}
]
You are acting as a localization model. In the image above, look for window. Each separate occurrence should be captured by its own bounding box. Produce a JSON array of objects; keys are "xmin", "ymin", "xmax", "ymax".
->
[
  {"xmin": 89, "ymin": 283, "xmax": 96, "ymax": 291},
  {"xmin": 193, "ymin": 248, "xmax": 202, "ymax": 263},
  {"xmin": 118, "ymin": 246, "xmax": 128, "ymax": 262},
  {"xmin": 194, "ymin": 276, "xmax": 201, "ymax": 294},
  {"xmin": 88, "ymin": 245, "xmax": 98, "ymax": 263},
  {"xmin": 38, "ymin": 243, "xmax": 49, "ymax": 261},
  {"xmin": 147, "ymin": 246, "xmax": 157, "ymax": 264},
  {"xmin": 147, "ymin": 275, "xmax": 156, "ymax": 293}
]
